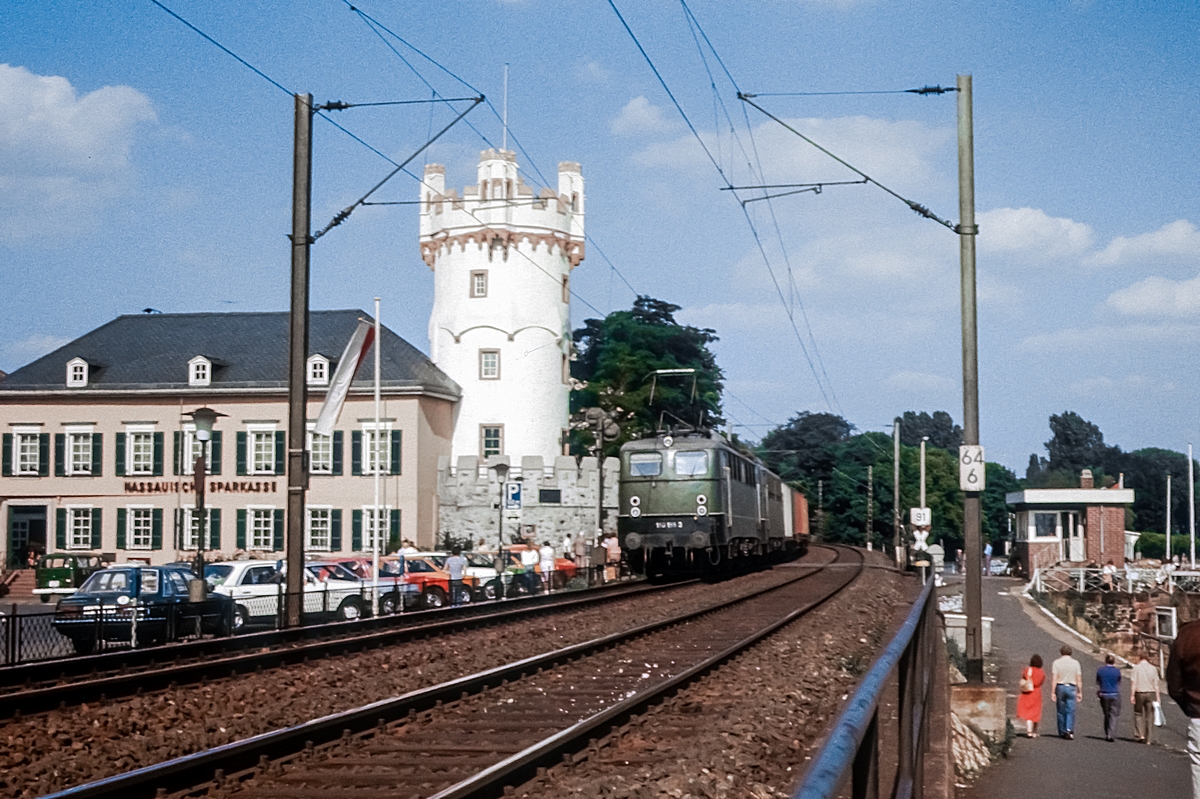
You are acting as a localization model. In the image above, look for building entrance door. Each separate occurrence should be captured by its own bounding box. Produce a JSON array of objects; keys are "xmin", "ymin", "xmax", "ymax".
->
[
  {"xmin": 1067, "ymin": 512, "xmax": 1085, "ymax": 562},
  {"xmin": 8, "ymin": 506, "xmax": 47, "ymax": 568}
]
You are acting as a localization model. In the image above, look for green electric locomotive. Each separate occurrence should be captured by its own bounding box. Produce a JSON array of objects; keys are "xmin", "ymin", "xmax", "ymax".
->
[{"xmin": 617, "ymin": 431, "xmax": 809, "ymax": 577}]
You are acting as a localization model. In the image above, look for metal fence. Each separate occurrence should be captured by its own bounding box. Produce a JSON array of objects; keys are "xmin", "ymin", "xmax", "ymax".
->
[
  {"xmin": 792, "ymin": 579, "xmax": 936, "ymax": 799},
  {"xmin": 1032, "ymin": 566, "xmax": 1200, "ymax": 595}
]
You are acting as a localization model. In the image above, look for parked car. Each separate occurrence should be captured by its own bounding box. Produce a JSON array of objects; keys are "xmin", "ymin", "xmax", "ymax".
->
[
  {"xmin": 34, "ymin": 553, "xmax": 107, "ymax": 602},
  {"xmin": 424, "ymin": 551, "xmax": 503, "ymax": 601},
  {"xmin": 380, "ymin": 554, "xmax": 476, "ymax": 609},
  {"xmin": 204, "ymin": 560, "xmax": 366, "ymax": 629},
  {"xmin": 502, "ymin": 545, "xmax": 579, "ymax": 590},
  {"xmin": 53, "ymin": 564, "xmax": 233, "ymax": 654},
  {"xmin": 329, "ymin": 557, "xmax": 421, "ymax": 614}
]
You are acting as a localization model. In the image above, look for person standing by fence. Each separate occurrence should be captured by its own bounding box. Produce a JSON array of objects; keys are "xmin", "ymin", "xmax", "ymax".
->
[
  {"xmin": 1017, "ymin": 654, "xmax": 1045, "ymax": 738},
  {"xmin": 1167, "ymin": 618, "xmax": 1200, "ymax": 798},
  {"xmin": 445, "ymin": 547, "xmax": 467, "ymax": 606},
  {"xmin": 539, "ymin": 541, "xmax": 556, "ymax": 591},
  {"xmin": 1131, "ymin": 649, "xmax": 1161, "ymax": 744},
  {"xmin": 1052, "ymin": 644, "xmax": 1084, "ymax": 739},
  {"xmin": 1097, "ymin": 653, "xmax": 1122, "ymax": 741}
]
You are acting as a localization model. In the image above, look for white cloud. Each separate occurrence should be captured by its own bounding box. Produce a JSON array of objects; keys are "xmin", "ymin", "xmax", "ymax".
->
[
  {"xmin": 611, "ymin": 96, "xmax": 672, "ymax": 136},
  {"xmin": 1017, "ymin": 322, "xmax": 1198, "ymax": 353},
  {"xmin": 884, "ymin": 370, "xmax": 955, "ymax": 393},
  {"xmin": 1106, "ymin": 273, "xmax": 1200, "ymax": 317},
  {"xmin": 0, "ymin": 64, "xmax": 156, "ymax": 243},
  {"xmin": 1, "ymin": 333, "xmax": 70, "ymax": 368},
  {"xmin": 1087, "ymin": 220, "xmax": 1200, "ymax": 266},
  {"xmin": 577, "ymin": 61, "xmax": 610, "ymax": 83},
  {"xmin": 977, "ymin": 207, "xmax": 1094, "ymax": 262}
]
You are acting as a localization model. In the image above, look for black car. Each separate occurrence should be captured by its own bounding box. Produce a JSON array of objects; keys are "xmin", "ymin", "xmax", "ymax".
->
[{"xmin": 54, "ymin": 565, "xmax": 234, "ymax": 654}]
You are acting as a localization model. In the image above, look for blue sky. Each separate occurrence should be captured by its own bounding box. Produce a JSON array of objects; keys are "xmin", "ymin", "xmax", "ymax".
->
[{"xmin": 2, "ymin": 0, "xmax": 1198, "ymax": 473}]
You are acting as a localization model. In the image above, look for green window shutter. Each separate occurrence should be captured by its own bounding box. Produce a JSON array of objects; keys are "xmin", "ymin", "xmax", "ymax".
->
[
  {"xmin": 330, "ymin": 509, "xmax": 342, "ymax": 551},
  {"xmin": 272, "ymin": 509, "xmax": 284, "ymax": 551},
  {"xmin": 151, "ymin": 508, "xmax": 163, "ymax": 550},
  {"xmin": 152, "ymin": 432, "xmax": 164, "ymax": 476},
  {"xmin": 115, "ymin": 433, "xmax": 126, "ymax": 476},
  {"xmin": 351, "ymin": 510, "xmax": 362, "ymax": 551},
  {"xmin": 173, "ymin": 431, "xmax": 182, "ymax": 475},
  {"xmin": 2, "ymin": 434, "xmax": 11, "ymax": 476},
  {"xmin": 274, "ymin": 431, "xmax": 285, "ymax": 475},
  {"xmin": 91, "ymin": 433, "xmax": 102, "ymax": 477},
  {"xmin": 55, "ymin": 434, "xmax": 66, "ymax": 476},
  {"xmin": 389, "ymin": 509, "xmax": 400, "ymax": 553},
  {"xmin": 56, "ymin": 508, "xmax": 67, "ymax": 549},
  {"xmin": 332, "ymin": 431, "xmax": 344, "ymax": 476},
  {"xmin": 173, "ymin": 508, "xmax": 181, "ymax": 550},
  {"xmin": 390, "ymin": 430, "xmax": 402, "ymax": 475},
  {"xmin": 116, "ymin": 508, "xmax": 127, "ymax": 549},
  {"xmin": 38, "ymin": 433, "xmax": 50, "ymax": 476},
  {"xmin": 236, "ymin": 509, "xmax": 247, "ymax": 550},
  {"xmin": 351, "ymin": 431, "xmax": 362, "ymax": 476},
  {"xmin": 236, "ymin": 432, "xmax": 247, "ymax": 476},
  {"xmin": 91, "ymin": 508, "xmax": 102, "ymax": 550},
  {"xmin": 210, "ymin": 431, "xmax": 223, "ymax": 476},
  {"xmin": 209, "ymin": 508, "xmax": 221, "ymax": 550}
]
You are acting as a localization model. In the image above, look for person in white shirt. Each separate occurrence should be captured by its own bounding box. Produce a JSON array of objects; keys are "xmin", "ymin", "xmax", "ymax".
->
[
  {"xmin": 602, "ymin": 532, "xmax": 622, "ymax": 581},
  {"xmin": 1131, "ymin": 650, "xmax": 1162, "ymax": 743},
  {"xmin": 1051, "ymin": 644, "xmax": 1084, "ymax": 739},
  {"xmin": 444, "ymin": 547, "xmax": 468, "ymax": 606},
  {"xmin": 519, "ymin": 546, "xmax": 540, "ymax": 594},
  {"xmin": 539, "ymin": 541, "xmax": 556, "ymax": 590}
]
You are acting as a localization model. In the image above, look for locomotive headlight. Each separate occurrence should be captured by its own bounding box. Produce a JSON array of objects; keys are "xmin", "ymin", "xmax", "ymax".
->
[
  {"xmin": 625, "ymin": 533, "xmax": 643, "ymax": 549},
  {"xmin": 696, "ymin": 494, "xmax": 707, "ymax": 505},
  {"xmin": 629, "ymin": 496, "xmax": 641, "ymax": 507},
  {"xmin": 697, "ymin": 505, "xmax": 708, "ymax": 516},
  {"xmin": 630, "ymin": 507, "xmax": 641, "ymax": 518}
]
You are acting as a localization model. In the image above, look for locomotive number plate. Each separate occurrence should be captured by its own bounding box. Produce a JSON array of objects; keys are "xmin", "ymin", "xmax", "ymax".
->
[{"xmin": 655, "ymin": 521, "xmax": 684, "ymax": 529}]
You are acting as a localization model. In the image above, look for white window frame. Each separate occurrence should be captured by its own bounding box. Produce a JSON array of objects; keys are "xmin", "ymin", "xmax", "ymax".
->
[
  {"xmin": 180, "ymin": 425, "xmax": 215, "ymax": 475},
  {"xmin": 13, "ymin": 427, "xmax": 41, "ymax": 476},
  {"xmin": 65, "ymin": 505, "xmax": 93, "ymax": 550},
  {"xmin": 360, "ymin": 505, "xmax": 392, "ymax": 552},
  {"xmin": 126, "ymin": 505, "xmax": 154, "ymax": 551},
  {"xmin": 1030, "ymin": 510, "xmax": 1062, "ymax": 541},
  {"xmin": 360, "ymin": 422, "xmax": 392, "ymax": 476},
  {"xmin": 479, "ymin": 349, "xmax": 500, "ymax": 380},
  {"xmin": 246, "ymin": 424, "xmax": 276, "ymax": 476},
  {"xmin": 307, "ymin": 424, "xmax": 332, "ymax": 475},
  {"xmin": 480, "ymin": 425, "xmax": 503, "ymax": 459},
  {"xmin": 470, "ymin": 270, "xmax": 488, "ymax": 298},
  {"xmin": 307, "ymin": 355, "xmax": 330, "ymax": 386},
  {"xmin": 188, "ymin": 356, "xmax": 212, "ymax": 387},
  {"xmin": 248, "ymin": 506, "xmax": 276, "ymax": 550},
  {"xmin": 126, "ymin": 424, "xmax": 156, "ymax": 476},
  {"xmin": 65, "ymin": 425, "xmax": 94, "ymax": 476},
  {"xmin": 66, "ymin": 357, "xmax": 89, "ymax": 388},
  {"xmin": 307, "ymin": 505, "xmax": 333, "ymax": 551}
]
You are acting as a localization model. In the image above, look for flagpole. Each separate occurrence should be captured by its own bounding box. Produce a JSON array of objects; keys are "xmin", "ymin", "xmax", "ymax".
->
[{"xmin": 373, "ymin": 297, "xmax": 382, "ymax": 617}]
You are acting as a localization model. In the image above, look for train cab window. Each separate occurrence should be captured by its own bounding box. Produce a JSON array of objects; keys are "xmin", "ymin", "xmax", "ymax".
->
[
  {"xmin": 674, "ymin": 450, "xmax": 709, "ymax": 476},
  {"xmin": 628, "ymin": 452, "xmax": 662, "ymax": 477}
]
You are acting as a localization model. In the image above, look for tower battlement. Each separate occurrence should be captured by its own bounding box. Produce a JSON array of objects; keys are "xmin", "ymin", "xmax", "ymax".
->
[{"xmin": 419, "ymin": 150, "xmax": 584, "ymax": 269}]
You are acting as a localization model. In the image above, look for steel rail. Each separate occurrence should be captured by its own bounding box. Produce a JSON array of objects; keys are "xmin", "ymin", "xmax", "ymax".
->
[
  {"xmin": 41, "ymin": 548, "xmax": 846, "ymax": 799},
  {"xmin": 0, "ymin": 578, "xmax": 685, "ymax": 718}
]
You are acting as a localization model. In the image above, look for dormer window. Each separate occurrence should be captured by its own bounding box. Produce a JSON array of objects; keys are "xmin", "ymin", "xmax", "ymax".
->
[
  {"xmin": 66, "ymin": 357, "xmax": 89, "ymax": 388},
  {"xmin": 189, "ymin": 356, "xmax": 212, "ymax": 387},
  {"xmin": 307, "ymin": 355, "xmax": 330, "ymax": 386}
]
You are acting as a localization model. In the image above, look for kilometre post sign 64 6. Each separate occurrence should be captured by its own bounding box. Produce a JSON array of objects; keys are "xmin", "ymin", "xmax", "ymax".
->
[{"xmin": 958, "ymin": 445, "xmax": 985, "ymax": 492}]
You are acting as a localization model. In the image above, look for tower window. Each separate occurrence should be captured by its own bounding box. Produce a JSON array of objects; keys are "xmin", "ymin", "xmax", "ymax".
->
[
  {"xmin": 470, "ymin": 270, "xmax": 488, "ymax": 298},
  {"xmin": 479, "ymin": 349, "xmax": 500, "ymax": 380},
  {"xmin": 481, "ymin": 425, "xmax": 503, "ymax": 458},
  {"xmin": 561, "ymin": 275, "xmax": 570, "ymax": 303}
]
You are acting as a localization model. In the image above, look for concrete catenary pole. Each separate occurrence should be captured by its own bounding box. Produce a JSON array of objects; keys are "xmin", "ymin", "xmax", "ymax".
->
[
  {"xmin": 285, "ymin": 93, "xmax": 313, "ymax": 628},
  {"xmin": 1166, "ymin": 474, "xmax": 1172, "ymax": 563},
  {"xmin": 957, "ymin": 74, "xmax": 984, "ymax": 682},
  {"xmin": 867, "ymin": 464, "xmax": 874, "ymax": 550},
  {"xmin": 893, "ymin": 419, "xmax": 902, "ymax": 564},
  {"xmin": 1190, "ymin": 443, "xmax": 1196, "ymax": 567},
  {"xmin": 920, "ymin": 437, "xmax": 928, "ymax": 509}
]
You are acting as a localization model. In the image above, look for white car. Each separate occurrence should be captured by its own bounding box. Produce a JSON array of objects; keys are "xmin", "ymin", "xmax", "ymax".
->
[
  {"xmin": 203, "ymin": 560, "xmax": 365, "ymax": 629},
  {"xmin": 419, "ymin": 551, "xmax": 503, "ymax": 601}
]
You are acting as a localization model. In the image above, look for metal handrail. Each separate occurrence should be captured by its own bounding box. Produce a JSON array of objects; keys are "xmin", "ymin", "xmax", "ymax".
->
[
  {"xmin": 1031, "ymin": 565, "xmax": 1200, "ymax": 595},
  {"xmin": 793, "ymin": 579, "xmax": 935, "ymax": 799}
]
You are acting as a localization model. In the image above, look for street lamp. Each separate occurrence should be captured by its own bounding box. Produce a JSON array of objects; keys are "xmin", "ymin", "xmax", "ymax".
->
[
  {"xmin": 494, "ymin": 461, "xmax": 509, "ymax": 598},
  {"xmin": 185, "ymin": 407, "xmax": 227, "ymax": 587}
]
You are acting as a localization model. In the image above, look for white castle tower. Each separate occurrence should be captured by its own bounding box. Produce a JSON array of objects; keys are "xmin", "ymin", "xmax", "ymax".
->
[{"xmin": 421, "ymin": 149, "xmax": 584, "ymax": 463}]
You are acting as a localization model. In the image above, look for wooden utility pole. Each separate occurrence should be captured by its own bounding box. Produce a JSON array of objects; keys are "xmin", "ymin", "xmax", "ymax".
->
[
  {"xmin": 893, "ymin": 419, "xmax": 902, "ymax": 564},
  {"xmin": 285, "ymin": 93, "xmax": 313, "ymax": 628},
  {"xmin": 957, "ymin": 74, "xmax": 984, "ymax": 682}
]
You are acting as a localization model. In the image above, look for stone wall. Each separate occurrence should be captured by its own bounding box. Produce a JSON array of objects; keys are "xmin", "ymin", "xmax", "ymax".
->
[
  {"xmin": 1038, "ymin": 589, "xmax": 1200, "ymax": 659},
  {"xmin": 437, "ymin": 454, "xmax": 618, "ymax": 548}
]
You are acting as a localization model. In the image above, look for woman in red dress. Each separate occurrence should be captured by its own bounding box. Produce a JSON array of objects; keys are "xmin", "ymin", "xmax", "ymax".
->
[{"xmin": 1017, "ymin": 653, "xmax": 1045, "ymax": 737}]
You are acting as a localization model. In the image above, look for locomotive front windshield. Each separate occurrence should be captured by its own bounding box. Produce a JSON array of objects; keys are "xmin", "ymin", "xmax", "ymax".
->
[
  {"xmin": 673, "ymin": 450, "xmax": 709, "ymax": 476},
  {"xmin": 628, "ymin": 452, "xmax": 662, "ymax": 476}
]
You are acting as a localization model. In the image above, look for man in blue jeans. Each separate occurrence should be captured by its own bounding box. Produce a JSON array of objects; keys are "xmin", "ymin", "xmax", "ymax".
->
[
  {"xmin": 1096, "ymin": 653, "xmax": 1122, "ymax": 741},
  {"xmin": 1051, "ymin": 644, "xmax": 1084, "ymax": 738}
]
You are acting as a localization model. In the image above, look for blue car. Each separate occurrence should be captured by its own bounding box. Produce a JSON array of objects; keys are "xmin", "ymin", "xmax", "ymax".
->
[{"xmin": 53, "ymin": 565, "xmax": 234, "ymax": 654}]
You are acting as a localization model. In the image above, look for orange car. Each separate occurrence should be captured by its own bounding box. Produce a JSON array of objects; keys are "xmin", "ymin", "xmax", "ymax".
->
[
  {"xmin": 379, "ymin": 554, "xmax": 477, "ymax": 609},
  {"xmin": 503, "ymin": 545, "xmax": 578, "ymax": 590}
]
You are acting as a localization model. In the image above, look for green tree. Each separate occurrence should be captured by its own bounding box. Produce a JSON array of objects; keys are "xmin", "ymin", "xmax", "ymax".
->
[
  {"xmin": 982, "ymin": 462, "xmax": 1021, "ymax": 543},
  {"xmin": 757, "ymin": 411, "xmax": 855, "ymax": 491},
  {"xmin": 570, "ymin": 296, "xmax": 724, "ymax": 456},
  {"xmin": 898, "ymin": 411, "xmax": 963, "ymax": 451}
]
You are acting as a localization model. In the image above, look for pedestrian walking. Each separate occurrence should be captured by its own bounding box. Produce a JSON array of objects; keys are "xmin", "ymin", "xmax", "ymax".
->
[
  {"xmin": 1051, "ymin": 644, "xmax": 1084, "ymax": 739},
  {"xmin": 1131, "ymin": 649, "xmax": 1162, "ymax": 744},
  {"xmin": 539, "ymin": 540, "xmax": 556, "ymax": 591},
  {"xmin": 445, "ymin": 546, "xmax": 468, "ymax": 606},
  {"xmin": 983, "ymin": 541, "xmax": 993, "ymax": 575},
  {"xmin": 1017, "ymin": 654, "xmax": 1045, "ymax": 738},
  {"xmin": 1097, "ymin": 653, "xmax": 1122, "ymax": 741},
  {"xmin": 1168, "ymin": 618, "xmax": 1200, "ymax": 798},
  {"xmin": 573, "ymin": 532, "xmax": 589, "ymax": 568}
]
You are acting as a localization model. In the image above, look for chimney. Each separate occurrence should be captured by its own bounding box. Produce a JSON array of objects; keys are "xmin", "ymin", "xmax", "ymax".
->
[{"xmin": 1080, "ymin": 469, "xmax": 1094, "ymax": 489}]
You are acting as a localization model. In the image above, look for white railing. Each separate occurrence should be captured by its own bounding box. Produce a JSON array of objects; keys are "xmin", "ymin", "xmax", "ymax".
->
[{"xmin": 1032, "ymin": 565, "xmax": 1200, "ymax": 595}]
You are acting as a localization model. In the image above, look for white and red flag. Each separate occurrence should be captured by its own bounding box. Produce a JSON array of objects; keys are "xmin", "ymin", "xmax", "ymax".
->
[{"xmin": 313, "ymin": 320, "xmax": 374, "ymax": 437}]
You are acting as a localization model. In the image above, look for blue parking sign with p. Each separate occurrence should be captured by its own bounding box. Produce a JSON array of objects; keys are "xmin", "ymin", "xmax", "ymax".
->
[{"xmin": 504, "ymin": 481, "xmax": 522, "ymax": 509}]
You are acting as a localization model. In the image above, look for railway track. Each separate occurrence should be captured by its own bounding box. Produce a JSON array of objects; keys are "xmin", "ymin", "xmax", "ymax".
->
[
  {"xmin": 0, "ymin": 578, "xmax": 685, "ymax": 719},
  {"xmin": 45, "ymin": 545, "xmax": 863, "ymax": 799}
]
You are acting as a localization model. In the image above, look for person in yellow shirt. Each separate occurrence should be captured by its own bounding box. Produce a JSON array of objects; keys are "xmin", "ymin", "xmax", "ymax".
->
[{"xmin": 1051, "ymin": 644, "xmax": 1084, "ymax": 739}]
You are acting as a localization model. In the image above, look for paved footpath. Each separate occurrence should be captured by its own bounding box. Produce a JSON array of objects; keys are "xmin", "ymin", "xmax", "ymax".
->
[{"xmin": 963, "ymin": 576, "xmax": 1190, "ymax": 799}]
